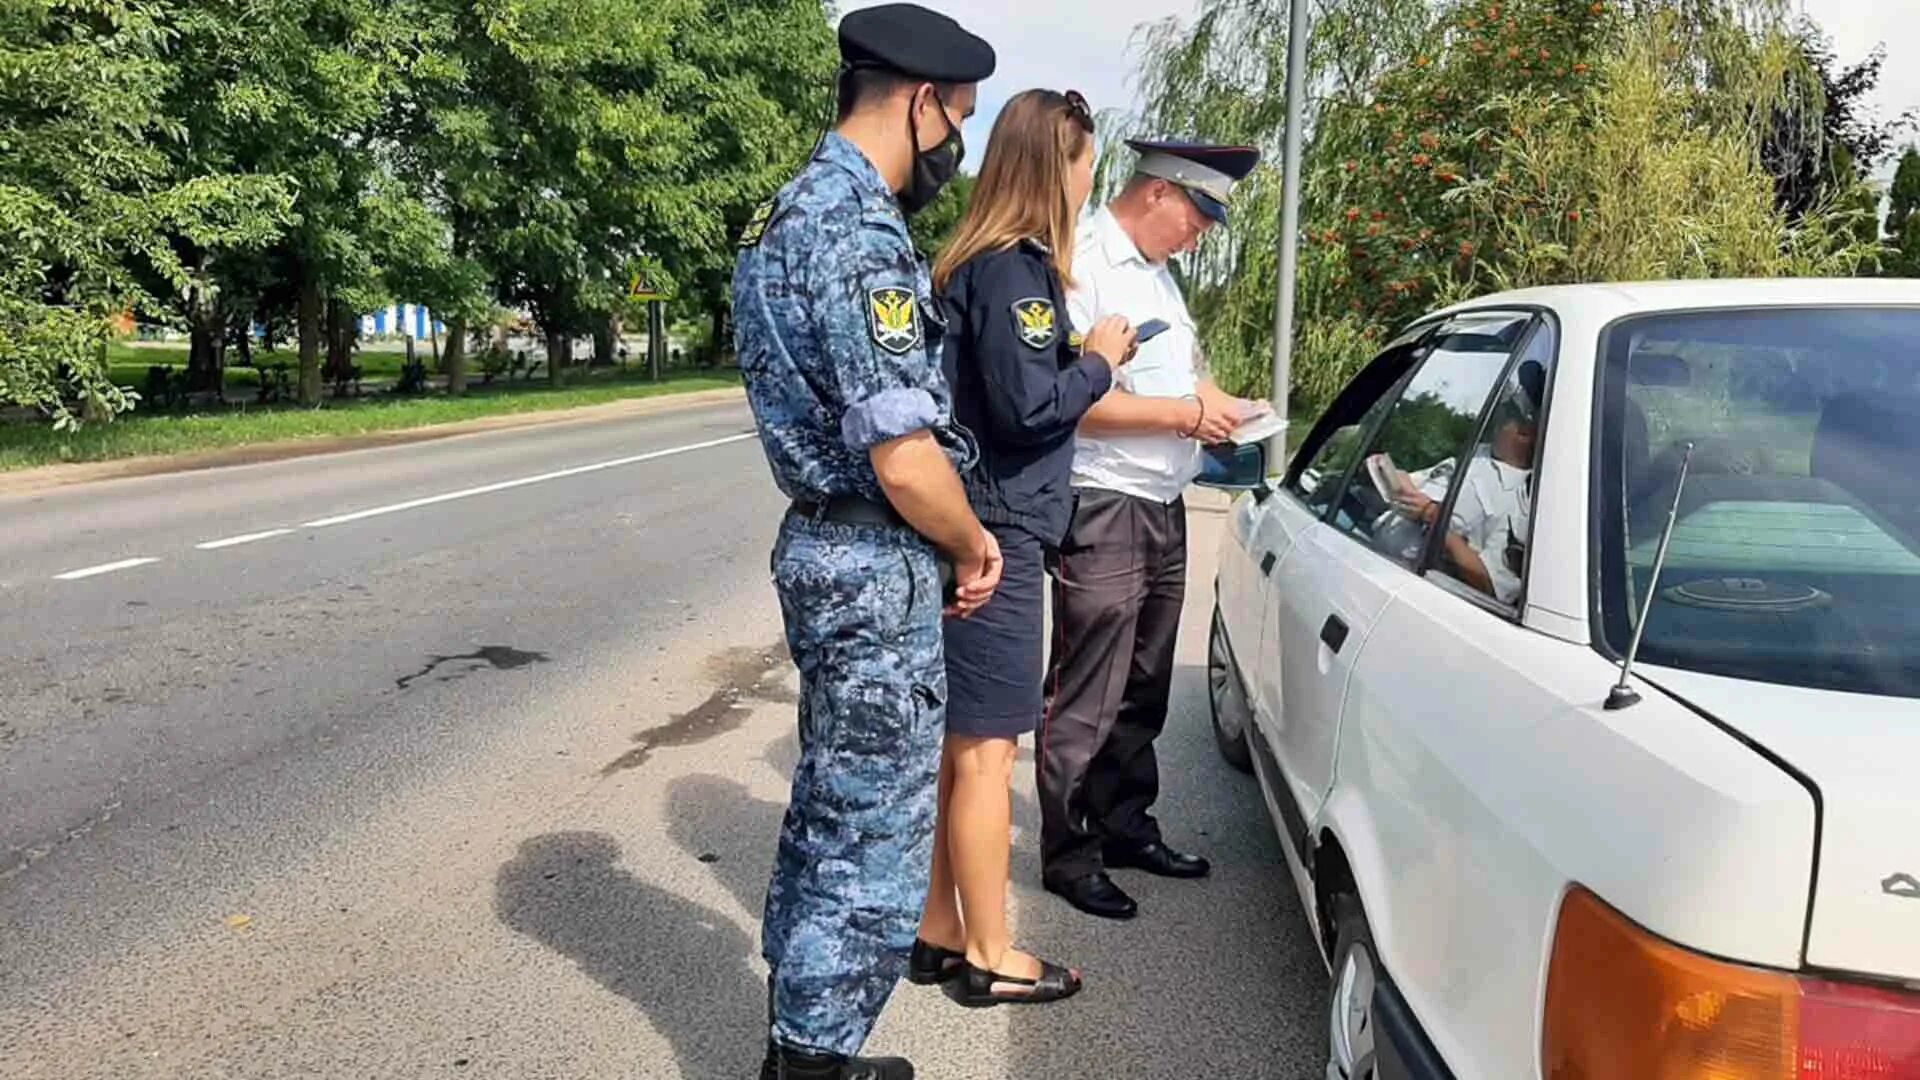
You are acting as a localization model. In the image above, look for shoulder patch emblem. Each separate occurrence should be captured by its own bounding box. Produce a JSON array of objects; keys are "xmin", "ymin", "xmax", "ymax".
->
[
  {"xmin": 737, "ymin": 199, "xmax": 777, "ymax": 249},
  {"xmin": 868, "ymin": 286, "xmax": 921, "ymax": 355},
  {"xmin": 1012, "ymin": 297, "xmax": 1057, "ymax": 350}
]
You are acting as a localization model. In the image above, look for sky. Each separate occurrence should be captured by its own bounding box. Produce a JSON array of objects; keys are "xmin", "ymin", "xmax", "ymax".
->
[{"xmin": 839, "ymin": 0, "xmax": 1919, "ymax": 180}]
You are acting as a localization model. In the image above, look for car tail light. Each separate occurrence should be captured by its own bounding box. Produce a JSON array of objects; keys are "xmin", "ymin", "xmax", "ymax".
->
[{"xmin": 1543, "ymin": 887, "xmax": 1920, "ymax": 1079}]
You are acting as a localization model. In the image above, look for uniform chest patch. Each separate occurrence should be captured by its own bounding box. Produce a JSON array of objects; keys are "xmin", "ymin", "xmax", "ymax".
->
[
  {"xmin": 869, "ymin": 286, "xmax": 921, "ymax": 355},
  {"xmin": 1012, "ymin": 297, "xmax": 1057, "ymax": 350}
]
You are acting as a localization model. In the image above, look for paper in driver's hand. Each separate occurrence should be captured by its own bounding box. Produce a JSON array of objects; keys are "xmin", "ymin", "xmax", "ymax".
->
[{"xmin": 1365, "ymin": 452, "xmax": 1415, "ymax": 502}]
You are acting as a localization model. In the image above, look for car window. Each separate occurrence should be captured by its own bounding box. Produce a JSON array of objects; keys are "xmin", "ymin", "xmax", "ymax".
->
[
  {"xmin": 1287, "ymin": 329, "xmax": 1434, "ymax": 514},
  {"xmin": 1329, "ymin": 312, "xmax": 1535, "ymax": 572},
  {"xmin": 1419, "ymin": 321, "xmax": 1555, "ymax": 605},
  {"xmin": 1596, "ymin": 306, "xmax": 1920, "ymax": 699},
  {"xmin": 1292, "ymin": 377, "xmax": 1404, "ymax": 518}
]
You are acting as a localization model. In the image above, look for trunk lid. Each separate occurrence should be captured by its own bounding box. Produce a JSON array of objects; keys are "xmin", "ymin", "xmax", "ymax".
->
[{"xmin": 1645, "ymin": 665, "xmax": 1920, "ymax": 983}]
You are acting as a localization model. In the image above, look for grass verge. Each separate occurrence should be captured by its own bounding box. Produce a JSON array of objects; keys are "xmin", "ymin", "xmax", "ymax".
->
[{"xmin": 0, "ymin": 370, "xmax": 740, "ymax": 472}]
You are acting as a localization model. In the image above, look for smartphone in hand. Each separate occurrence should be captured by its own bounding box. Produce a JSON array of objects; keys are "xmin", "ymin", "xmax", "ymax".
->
[{"xmin": 1135, "ymin": 318, "xmax": 1170, "ymax": 343}]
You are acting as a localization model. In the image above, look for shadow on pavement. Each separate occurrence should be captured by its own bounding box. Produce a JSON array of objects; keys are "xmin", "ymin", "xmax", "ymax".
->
[
  {"xmin": 495, "ymin": 831, "xmax": 766, "ymax": 1079},
  {"xmin": 1005, "ymin": 663, "xmax": 1330, "ymax": 1079},
  {"xmin": 663, "ymin": 770, "xmax": 786, "ymax": 924}
]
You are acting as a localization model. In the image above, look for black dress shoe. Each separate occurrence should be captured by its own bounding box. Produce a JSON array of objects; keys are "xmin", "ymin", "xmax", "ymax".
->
[
  {"xmin": 906, "ymin": 938, "xmax": 965, "ymax": 985},
  {"xmin": 759, "ymin": 1042, "xmax": 914, "ymax": 1080},
  {"xmin": 1104, "ymin": 841, "xmax": 1211, "ymax": 879},
  {"xmin": 942, "ymin": 958, "xmax": 1082, "ymax": 1007},
  {"xmin": 1045, "ymin": 871, "xmax": 1138, "ymax": 919}
]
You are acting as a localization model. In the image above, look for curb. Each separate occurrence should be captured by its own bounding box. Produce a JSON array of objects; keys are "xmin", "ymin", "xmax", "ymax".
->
[{"xmin": 0, "ymin": 387, "xmax": 749, "ymax": 498}]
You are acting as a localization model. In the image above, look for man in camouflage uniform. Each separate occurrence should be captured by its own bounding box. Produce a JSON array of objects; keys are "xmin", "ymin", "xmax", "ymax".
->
[{"xmin": 731, "ymin": 6, "xmax": 998, "ymax": 1078}]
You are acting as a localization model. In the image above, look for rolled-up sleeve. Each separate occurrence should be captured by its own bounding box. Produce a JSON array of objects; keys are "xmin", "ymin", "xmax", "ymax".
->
[
  {"xmin": 810, "ymin": 222, "xmax": 940, "ymax": 452},
  {"xmin": 971, "ymin": 255, "xmax": 1113, "ymax": 446},
  {"xmin": 843, "ymin": 385, "xmax": 939, "ymax": 450}
]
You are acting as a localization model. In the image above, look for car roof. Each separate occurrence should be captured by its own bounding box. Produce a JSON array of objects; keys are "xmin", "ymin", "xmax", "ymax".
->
[{"xmin": 1426, "ymin": 278, "xmax": 1920, "ymax": 324}]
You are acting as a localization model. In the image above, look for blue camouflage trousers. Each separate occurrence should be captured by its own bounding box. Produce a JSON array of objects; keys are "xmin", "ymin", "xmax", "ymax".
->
[{"xmin": 764, "ymin": 513, "xmax": 946, "ymax": 1058}]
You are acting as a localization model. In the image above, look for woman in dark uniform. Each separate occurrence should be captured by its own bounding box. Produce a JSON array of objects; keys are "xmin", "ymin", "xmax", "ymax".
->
[{"xmin": 909, "ymin": 88, "xmax": 1135, "ymax": 1007}]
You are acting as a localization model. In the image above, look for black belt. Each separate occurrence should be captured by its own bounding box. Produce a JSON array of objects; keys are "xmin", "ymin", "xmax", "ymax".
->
[
  {"xmin": 789, "ymin": 496, "xmax": 957, "ymax": 602},
  {"xmin": 789, "ymin": 496, "xmax": 908, "ymax": 530}
]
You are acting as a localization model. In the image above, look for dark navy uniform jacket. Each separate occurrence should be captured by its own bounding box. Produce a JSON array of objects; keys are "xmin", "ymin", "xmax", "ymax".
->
[{"xmin": 939, "ymin": 239, "xmax": 1114, "ymax": 546}]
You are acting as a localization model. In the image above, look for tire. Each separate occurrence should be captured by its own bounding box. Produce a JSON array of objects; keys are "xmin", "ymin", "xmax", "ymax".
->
[
  {"xmin": 1206, "ymin": 606, "xmax": 1256, "ymax": 774},
  {"xmin": 1327, "ymin": 895, "xmax": 1382, "ymax": 1080}
]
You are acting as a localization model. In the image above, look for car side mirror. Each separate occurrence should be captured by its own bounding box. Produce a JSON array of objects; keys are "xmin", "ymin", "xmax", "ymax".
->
[{"xmin": 1195, "ymin": 441, "xmax": 1269, "ymax": 492}]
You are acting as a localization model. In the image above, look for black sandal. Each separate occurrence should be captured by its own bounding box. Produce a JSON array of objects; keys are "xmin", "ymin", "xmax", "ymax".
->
[
  {"xmin": 907, "ymin": 938, "xmax": 966, "ymax": 985},
  {"xmin": 940, "ymin": 958, "xmax": 1082, "ymax": 1007}
]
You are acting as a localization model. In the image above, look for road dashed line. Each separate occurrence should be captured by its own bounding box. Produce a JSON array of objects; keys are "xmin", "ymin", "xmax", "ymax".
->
[
  {"xmin": 298, "ymin": 432, "xmax": 756, "ymax": 529},
  {"xmin": 51, "ymin": 557, "xmax": 159, "ymax": 581},
  {"xmin": 196, "ymin": 529, "xmax": 294, "ymax": 551},
  {"xmin": 47, "ymin": 431, "xmax": 760, "ymax": 583}
]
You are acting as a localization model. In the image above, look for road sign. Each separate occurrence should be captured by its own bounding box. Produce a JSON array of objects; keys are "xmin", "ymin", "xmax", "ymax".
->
[{"xmin": 629, "ymin": 271, "xmax": 671, "ymax": 302}]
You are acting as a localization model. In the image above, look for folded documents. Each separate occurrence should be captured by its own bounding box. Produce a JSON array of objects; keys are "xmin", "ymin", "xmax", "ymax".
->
[{"xmin": 1229, "ymin": 408, "xmax": 1289, "ymax": 445}]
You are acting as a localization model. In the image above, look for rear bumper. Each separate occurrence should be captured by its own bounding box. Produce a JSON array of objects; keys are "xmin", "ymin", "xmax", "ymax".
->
[{"xmin": 1376, "ymin": 977, "xmax": 1456, "ymax": 1080}]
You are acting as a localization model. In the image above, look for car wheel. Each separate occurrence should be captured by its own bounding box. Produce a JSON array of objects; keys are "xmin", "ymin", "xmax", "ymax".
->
[
  {"xmin": 1207, "ymin": 606, "xmax": 1255, "ymax": 774},
  {"xmin": 1327, "ymin": 895, "xmax": 1381, "ymax": 1080}
]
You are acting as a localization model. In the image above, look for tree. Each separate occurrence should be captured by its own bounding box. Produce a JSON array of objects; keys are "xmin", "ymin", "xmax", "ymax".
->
[
  {"xmin": 664, "ymin": 0, "xmax": 837, "ymax": 367},
  {"xmin": 1124, "ymin": 0, "xmax": 1882, "ymax": 410},
  {"xmin": 0, "ymin": 0, "xmax": 290, "ymax": 425},
  {"xmin": 400, "ymin": 0, "xmax": 708, "ymax": 383},
  {"xmin": 1887, "ymin": 148, "xmax": 1920, "ymax": 278},
  {"xmin": 907, "ymin": 172, "xmax": 976, "ymax": 258},
  {"xmin": 127, "ymin": 0, "xmax": 433, "ymax": 406},
  {"xmin": 1765, "ymin": 20, "xmax": 1910, "ymax": 225}
]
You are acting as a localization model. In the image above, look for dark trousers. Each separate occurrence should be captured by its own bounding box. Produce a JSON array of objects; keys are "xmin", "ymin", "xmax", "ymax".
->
[{"xmin": 1038, "ymin": 487, "xmax": 1187, "ymax": 885}]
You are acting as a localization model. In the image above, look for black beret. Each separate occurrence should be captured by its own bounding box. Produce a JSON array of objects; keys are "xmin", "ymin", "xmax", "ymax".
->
[{"xmin": 839, "ymin": 3, "xmax": 996, "ymax": 84}]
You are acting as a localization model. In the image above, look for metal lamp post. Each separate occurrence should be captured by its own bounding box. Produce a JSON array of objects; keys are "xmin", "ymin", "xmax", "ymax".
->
[{"xmin": 1268, "ymin": 0, "xmax": 1311, "ymax": 463}]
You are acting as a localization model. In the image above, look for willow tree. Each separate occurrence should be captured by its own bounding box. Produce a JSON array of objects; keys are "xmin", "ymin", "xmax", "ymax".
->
[{"xmin": 1123, "ymin": 0, "xmax": 1885, "ymax": 411}]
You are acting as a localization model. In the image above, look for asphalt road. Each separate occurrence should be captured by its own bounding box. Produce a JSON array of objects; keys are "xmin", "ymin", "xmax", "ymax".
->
[{"xmin": 0, "ymin": 399, "xmax": 1328, "ymax": 1079}]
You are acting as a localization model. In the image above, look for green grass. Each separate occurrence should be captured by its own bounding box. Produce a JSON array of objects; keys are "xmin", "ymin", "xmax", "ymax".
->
[
  {"xmin": 108, "ymin": 342, "xmax": 417, "ymax": 390},
  {"xmin": 0, "ymin": 369, "xmax": 740, "ymax": 472}
]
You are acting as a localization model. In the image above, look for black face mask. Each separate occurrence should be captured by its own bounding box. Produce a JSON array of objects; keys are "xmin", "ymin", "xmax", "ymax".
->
[{"xmin": 900, "ymin": 87, "xmax": 963, "ymax": 215}]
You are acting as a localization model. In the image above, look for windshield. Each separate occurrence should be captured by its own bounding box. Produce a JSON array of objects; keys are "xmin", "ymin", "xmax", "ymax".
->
[{"xmin": 1595, "ymin": 307, "xmax": 1920, "ymax": 700}]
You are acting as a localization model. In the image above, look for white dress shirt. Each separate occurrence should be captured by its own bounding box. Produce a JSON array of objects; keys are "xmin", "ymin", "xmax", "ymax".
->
[
  {"xmin": 1446, "ymin": 451, "xmax": 1531, "ymax": 604},
  {"xmin": 1064, "ymin": 206, "xmax": 1202, "ymax": 504}
]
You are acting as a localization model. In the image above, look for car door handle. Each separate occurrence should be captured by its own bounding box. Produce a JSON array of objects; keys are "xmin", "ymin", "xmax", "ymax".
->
[{"xmin": 1320, "ymin": 614, "xmax": 1350, "ymax": 653}]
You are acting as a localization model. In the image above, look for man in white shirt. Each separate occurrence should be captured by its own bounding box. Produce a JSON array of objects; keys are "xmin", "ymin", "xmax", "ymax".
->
[
  {"xmin": 1039, "ymin": 139, "xmax": 1262, "ymax": 920},
  {"xmin": 1395, "ymin": 360, "xmax": 1544, "ymax": 604}
]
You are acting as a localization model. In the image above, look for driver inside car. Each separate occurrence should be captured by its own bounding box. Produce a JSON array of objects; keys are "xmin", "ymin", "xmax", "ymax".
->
[{"xmin": 1388, "ymin": 360, "xmax": 1545, "ymax": 604}]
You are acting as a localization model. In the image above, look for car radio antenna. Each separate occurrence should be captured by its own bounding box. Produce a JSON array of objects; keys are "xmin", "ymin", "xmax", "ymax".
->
[{"xmin": 1606, "ymin": 441, "xmax": 1695, "ymax": 711}]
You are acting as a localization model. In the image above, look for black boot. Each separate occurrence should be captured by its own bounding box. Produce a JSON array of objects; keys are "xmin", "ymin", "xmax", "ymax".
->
[{"xmin": 758, "ymin": 1041, "xmax": 914, "ymax": 1080}]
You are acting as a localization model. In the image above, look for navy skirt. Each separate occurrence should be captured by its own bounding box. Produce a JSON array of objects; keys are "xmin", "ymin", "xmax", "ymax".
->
[{"xmin": 943, "ymin": 522, "xmax": 1048, "ymax": 739}]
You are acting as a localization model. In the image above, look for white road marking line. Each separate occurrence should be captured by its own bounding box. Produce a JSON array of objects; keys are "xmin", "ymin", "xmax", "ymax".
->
[
  {"xmin": 300, "ymin": 431, "xmax": 759, "ymax": 530},
  {"xmin": 196, "ymin": 529, "xmax": 294, "ymax": 551},
  {"xmin": 53, "ymin": 557, "xmax": 159, "ymax": 581}
]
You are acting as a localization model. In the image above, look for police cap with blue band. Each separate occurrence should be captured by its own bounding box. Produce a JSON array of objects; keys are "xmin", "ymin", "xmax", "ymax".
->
[
  {"xmin": 838, "ymin": 3, "xmax": 997, "ymax": 82},
  {"xmin": 1127, "ymin": 138, "xmax": 1262, "ymax": 223}
]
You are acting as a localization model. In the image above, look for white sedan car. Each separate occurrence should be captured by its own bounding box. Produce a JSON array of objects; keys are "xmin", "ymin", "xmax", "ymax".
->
[{"xmin": 1201, "ymin": 280, "xmax": 1920, "ymax": 1079}]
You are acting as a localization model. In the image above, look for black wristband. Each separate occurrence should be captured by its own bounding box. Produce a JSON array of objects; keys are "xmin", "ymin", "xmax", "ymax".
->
[{"xmin": 1179, "ymin": 394, "xmax": 1204, "ymax": 439}]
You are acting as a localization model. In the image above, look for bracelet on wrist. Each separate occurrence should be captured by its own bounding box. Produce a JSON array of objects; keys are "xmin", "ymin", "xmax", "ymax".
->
[{"xmin": 1179, "ymin": 394, "xmax": 1204, "ymax": 439}]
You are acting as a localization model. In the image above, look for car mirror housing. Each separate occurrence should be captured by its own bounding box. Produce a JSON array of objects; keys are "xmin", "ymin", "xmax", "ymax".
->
[{"xmin": 1196, "ymin": 441, "xmax": 1269, "ymax": 491}]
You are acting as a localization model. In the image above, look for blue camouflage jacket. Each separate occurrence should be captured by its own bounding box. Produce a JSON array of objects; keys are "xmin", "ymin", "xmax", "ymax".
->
[{"xmin": 733, "ymin": 132, "xmax": 974, "ymax": 507}]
